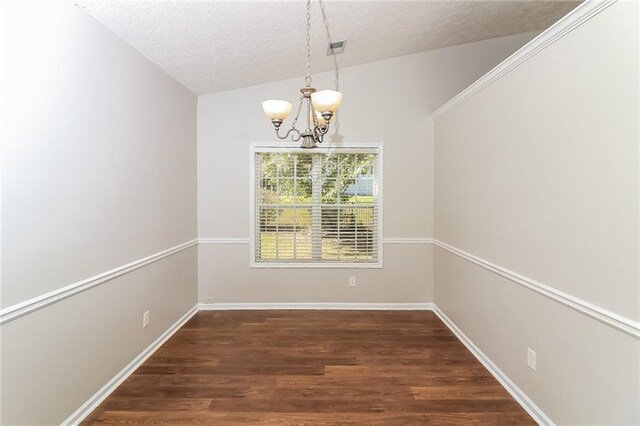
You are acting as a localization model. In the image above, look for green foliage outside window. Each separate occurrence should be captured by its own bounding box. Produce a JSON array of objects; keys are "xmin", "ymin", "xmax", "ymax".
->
[{"xmin": 256, "ymin": 152, "xmax": 378, "ymax": 261}]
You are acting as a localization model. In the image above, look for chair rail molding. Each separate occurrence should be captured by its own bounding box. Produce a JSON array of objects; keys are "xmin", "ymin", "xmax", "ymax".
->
[
  {"xmin": 0, "ymin": 239, "xmax": 198, "ymax": 325},
  {"xmin": 431, "ymin": 0, "xmax": 617, "ymax": 120},
  {"xmin": 383, "ymin": 238, "xmax": 434, "ymax": 244},
  {"xmin": 432, "ymin": 240, "xmax": 640, "ymax": 339},
  {"xmin": 199, "ymin": 235, "xmax": 637, "ymax": 337},
  {"xmin": 199, "ymin": 237, "xmax": 250, "ymax": 244},
  {"xmin": 198, "ymin": 237, "xmax": 435, "ymax": 244},
  {"xmin": 4, "ymin": 235, "xmax": 637, "ymax": 340}
]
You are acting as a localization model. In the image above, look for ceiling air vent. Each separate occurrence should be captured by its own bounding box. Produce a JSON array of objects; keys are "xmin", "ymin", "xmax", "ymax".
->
[{"xmin": 327, "ymin": 40, "xmax": 347, "ymax": 55}]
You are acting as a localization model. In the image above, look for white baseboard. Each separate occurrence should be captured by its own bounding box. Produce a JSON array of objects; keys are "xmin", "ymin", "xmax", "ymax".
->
[
  {"xmin": 198, "ymin": 302, "xmax": 434, "ymax": 310},
  {"xmin": 432, "ymin": 305, "xmax": 553, "ymax": 425},
  {"xmin": 62, "ymin": 305, "xmax": 199, "ymax": 426}
]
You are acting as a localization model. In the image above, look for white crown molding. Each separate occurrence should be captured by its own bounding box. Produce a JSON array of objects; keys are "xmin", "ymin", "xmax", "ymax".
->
[
  {"xmin": 431, "ymin": 0, "xmax": 617, "ymax": 120},
  {"xmin": 62, "ymin": 304, "xmax": 199, "ymax": 426},
  {"xmin": 199, "ymin": 302, "xmax": 434, "ymax": 311},
  {"xmin": 0, "ymin": 239, "xmax": 198, "ymax": 325},
  {"xmin": 432, "ymin": 240, "xmax": 640, "ymax": 339},
  {"xmin": 432, "ymin": 305, "xmax": 554, "ymax": 425}
]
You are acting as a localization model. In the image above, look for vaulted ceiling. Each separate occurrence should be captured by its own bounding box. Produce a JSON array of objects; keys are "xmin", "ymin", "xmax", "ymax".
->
[{"xmin": 76, "ymin": 1, "xmax": 581, "ymax": 95}]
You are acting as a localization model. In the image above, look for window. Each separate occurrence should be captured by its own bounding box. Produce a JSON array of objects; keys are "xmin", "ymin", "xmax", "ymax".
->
[{"xmin": 250, "ymin": 143, "xmax": 382, "ymax": 268}]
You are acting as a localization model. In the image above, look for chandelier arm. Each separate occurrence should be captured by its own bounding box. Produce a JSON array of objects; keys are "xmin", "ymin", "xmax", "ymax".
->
[
  {"xmin": 290, "ymin": 129, "xmax": 302, "ymax": 142},
  {"xmin": 313, "ymin": 122, "xmax": 330, "ymax": 142},
  {"xmin": 275, "ymin": 127, "xmax": 302, "ymax": 141},
  {"xmin": 316, "ymin": 123, "xmax": 330, "ymax": 136}
]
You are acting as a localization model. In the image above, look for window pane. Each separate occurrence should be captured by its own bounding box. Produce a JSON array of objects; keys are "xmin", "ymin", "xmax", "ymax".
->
[
  {"xmin": 296, "ymin": 178, "xmax": 313, "ymax": 201},
  {"xmin": 296, "ymin": 154, "xmax": 313, "ymax": 178},
  {"xmin": 321, "ymin": 178, "xmax": 338, "ymax": 204},
  {"xmin": 258, "ymin": 153, "xmax": 310, "ymax": 204},
  {"xmin": 259, "ymin": 206, "xmax": 313, "ymax": 260}
]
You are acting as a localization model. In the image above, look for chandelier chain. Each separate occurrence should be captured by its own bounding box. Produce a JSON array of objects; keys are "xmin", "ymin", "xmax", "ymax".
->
[
  {"xmin": 290, "ymin": 95, "xmax": 304, "ymax": 129},
  {"xmin": 305, "ymin": 0, "xmax": 312, "ymax": 86}
]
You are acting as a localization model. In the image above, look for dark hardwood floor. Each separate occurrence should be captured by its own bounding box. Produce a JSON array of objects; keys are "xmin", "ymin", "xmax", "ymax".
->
[{"xmin": 82, "ymin": 310, "xmax": 535, "ymax": 424}]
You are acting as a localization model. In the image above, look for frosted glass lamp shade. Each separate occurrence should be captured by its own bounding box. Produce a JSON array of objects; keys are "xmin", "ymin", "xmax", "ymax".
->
[
  {"xmin": 311, "ymin": 90, "xmax": 342, "ymax": 113},
  {"xmin": 262, "ymin": 100, "xmax": 293, "ymax": 120}
]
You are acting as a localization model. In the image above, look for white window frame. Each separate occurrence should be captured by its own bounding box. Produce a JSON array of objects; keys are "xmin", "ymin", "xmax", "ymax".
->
[{"xmin": 249, "ymin": 141, "xmax": 383, "ymax": 269}]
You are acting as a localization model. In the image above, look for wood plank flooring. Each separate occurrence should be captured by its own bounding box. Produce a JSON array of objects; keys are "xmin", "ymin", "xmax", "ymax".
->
[{"xmin": 82, "ymin": 310, "xmax": 535, "ymax": 425}]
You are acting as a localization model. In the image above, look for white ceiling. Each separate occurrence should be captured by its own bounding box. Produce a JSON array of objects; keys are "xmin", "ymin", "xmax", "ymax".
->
[{"xmin": 75, "ymin": 0, "xmax": 580, "ymax": 95}]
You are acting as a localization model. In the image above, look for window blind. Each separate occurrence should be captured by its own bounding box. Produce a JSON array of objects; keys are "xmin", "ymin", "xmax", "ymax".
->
[{"xmin": 253, "ymin": 148, "xmax": 380, "ymax": 265}]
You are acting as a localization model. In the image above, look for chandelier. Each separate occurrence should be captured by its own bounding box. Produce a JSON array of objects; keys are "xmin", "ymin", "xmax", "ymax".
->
[{"xmin": 261, "ymin": 0, "xmax": 342, "ymax": 149}]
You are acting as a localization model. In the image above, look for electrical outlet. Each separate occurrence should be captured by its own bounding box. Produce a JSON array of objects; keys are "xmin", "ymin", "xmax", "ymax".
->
[
  {"xmin": 349, "ymin": 276, "xmax": 356, "ymax": 287},
  {"xmin": 527, "ymin": 347, "xmax": 536, "ymax": 371},
  {"xmin": 143, "ymin": 311, "xmax": 150, "ymax": 328},
  {"xmin": 206, "ymin": 296, "xmax": 215, "ymax": 303}
]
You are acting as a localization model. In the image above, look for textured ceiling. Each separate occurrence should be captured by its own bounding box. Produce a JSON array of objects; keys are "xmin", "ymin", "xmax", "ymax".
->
[{"xmin": 75, "ymin": 0, "xmax": 581, "ymax": 95}]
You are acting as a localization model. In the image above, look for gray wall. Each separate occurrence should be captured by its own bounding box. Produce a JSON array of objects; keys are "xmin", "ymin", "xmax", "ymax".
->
[
  {"xmin": 6, "ymin": 1, "xmax": 630, "ymax": 423},
  {"xmin": 0, "ymin": 1, "xmax": 198, "ymax": 424},
  {"xmin": 433, "ymin": 1, "xmax": 639, "ymax": 424},
  {"xmin": 197, "ymin": 33, "xmax": 537, "ymax": 304}
]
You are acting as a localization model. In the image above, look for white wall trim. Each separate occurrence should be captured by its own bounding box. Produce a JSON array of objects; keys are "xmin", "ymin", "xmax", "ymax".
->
[
  {"xmin": 431, "ymin": 0, "xmax": 617, "ymax": 120},
  {"xmin": 198, "ymin": 237, "xmax": 434, "ymax": 245},
  {"xmin": 198, "ymin": 237, "xmax": 250, "ymax": 244},
  {"xmin": 1, "ymin": 237, "xmax": 428, "ymax": 324},
  {"xmin": 0, "ymin": 239, "xmax": 198, "ymax": 325},
  {"xmin": 5, "ymin": 235, "xmax": 637, "ymax": 340},
  {"xmin": 199, "ymin": 302, "xmax": 434, "ymax": 310},
  {"xmin": 248, "ymin": 262, "xmax": 385, "ymax": 270},
  {"xmin": 62, "ymin": 304, "xmax": 199, "ymax": 426},
  {"xmin": 432, "ymin": 305, "xmax": 553, "ymax": 425},
  {"xmin": 384, "ymin": 238, "xmax": 434, "ymax": 244},
  {"xmin": 196, "ymin": 236, "xmax": 639, "ymax": 338},
  {"xmin": 433, "ymin": 240, "xmax": 640, "ymax": 339}
]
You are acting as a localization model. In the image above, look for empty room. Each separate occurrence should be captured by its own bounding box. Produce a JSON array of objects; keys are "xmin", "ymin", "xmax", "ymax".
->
[{"xmin": 1, "ymin": 0, "xmax": 638, "ymax": 424}]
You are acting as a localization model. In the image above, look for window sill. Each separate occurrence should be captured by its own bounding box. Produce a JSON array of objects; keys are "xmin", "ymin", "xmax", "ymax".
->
[{"xmin": 250, "ymin": 261, "xmax": 383, "ymax": 269}]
